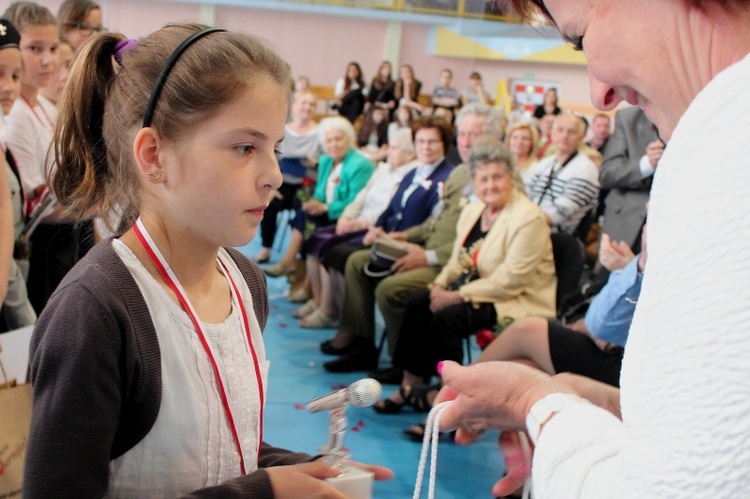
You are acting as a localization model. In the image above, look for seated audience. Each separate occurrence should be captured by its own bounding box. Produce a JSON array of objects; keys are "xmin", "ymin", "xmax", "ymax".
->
[
  {"xmin": 403, "ymin": 226, "xmax": 647, "ymax": 441},
  {"xmin": 525, "ymin": 113, "xmax": 599, "ymax": 235},
  {"xmin": 461, "ymin": 71, "xmax": 492, "ymax": 106},
  {"xmin": 387, "ymin": 104, "xmax": 415, "ymax": 140},
  {"xmin": 430, "ymin": 68, "xmax": 461, "ymax": 112},
  {"xmin": 320, "ymin": 104, "xmax": 504, "ymax": 374},
  {"xmin": 254, "ymin": 90, "xmax": 322, "ymax": 263},
  {"xmin": 586, "ymin": 113, "xmax": 612, "ymax": 153},
  {"xmin": 356, "ymin": 106, "xmax": 389, "ymax": 163},
  {"xmin": 536, "ymin": 113, "xmax": 556, "ymax": 158},
  {"xmin": 394, "ymin": 64, "xmax": 422, "ymax": 115},
  {"xmin": 505, "ymin": 121, "xmax": 539, "ymax": 185},
  {"xmin": 334, "ymin": 61, "xmax": 365, "ymax": 123},
  {"xmin": 367, "ymin": 60, "xmax": 395, "ymax": 114},
  {"xmin": 263, "ymin": 117, "xmax": 374, "ymax": 280},
  {"xmin": 299, "ymin": 118, "xmax": 453, "ymax": 328},
  {"xmin": 371, "ymin": 137, "xmax": 556, "ymax": 414},
  {"xmin": 532, "ymin": 87, "xmax": 561, "ymax": 120}
]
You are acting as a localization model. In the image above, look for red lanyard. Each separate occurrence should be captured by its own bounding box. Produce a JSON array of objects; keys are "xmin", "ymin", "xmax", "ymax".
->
[
  {"xmin": 133, "ymin": 219, "xmax": 264, "ymax": 474},
  {"xmin": 20, "ymin": 94, "xmax": 55, "ymax": 131}
]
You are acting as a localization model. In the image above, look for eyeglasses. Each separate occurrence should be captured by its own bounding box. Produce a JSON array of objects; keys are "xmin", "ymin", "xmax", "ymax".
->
[
  {"xmin": 73, "ymin": 23, "xmax": 106, "ymax": 36},
  {"xmin": 415, "ymin": 139, "xmax": 441, "ymax": 146}
]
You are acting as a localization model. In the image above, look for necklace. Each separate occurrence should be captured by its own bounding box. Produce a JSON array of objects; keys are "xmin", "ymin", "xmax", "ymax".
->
[{"xmin": 481, "ymin": 207, "xmax": 499, "ymax": 231}]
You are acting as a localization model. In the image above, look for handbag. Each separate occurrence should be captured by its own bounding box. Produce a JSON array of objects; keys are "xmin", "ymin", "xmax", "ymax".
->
[
  {"xmin": 0, "ymin": 358, "xmax": 32, "ymax": 498},
  {"xmin": 363, "ymin": 236, "xmax": 408, "ymax": 278}
]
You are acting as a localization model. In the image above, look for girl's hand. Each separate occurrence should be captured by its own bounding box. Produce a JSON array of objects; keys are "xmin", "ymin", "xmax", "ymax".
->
[
  {"xmin": 267, "ymin": 460, "xmax": 394, "ymax": 499},
  {"xmin": 429, "ymin": 287, "xmax": 462, "ymax": 312}
]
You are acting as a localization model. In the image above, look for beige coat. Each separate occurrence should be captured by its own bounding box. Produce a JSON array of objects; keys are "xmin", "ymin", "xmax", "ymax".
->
[{"xmin": 433, "ymin": 188, "xmax": 557, "ymax": 319}]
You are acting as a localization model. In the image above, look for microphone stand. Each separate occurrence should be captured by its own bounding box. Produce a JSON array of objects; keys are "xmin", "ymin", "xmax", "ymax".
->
[{"xmin": 323, "ymin": 406, "xmax": 349, "ymax": 467}]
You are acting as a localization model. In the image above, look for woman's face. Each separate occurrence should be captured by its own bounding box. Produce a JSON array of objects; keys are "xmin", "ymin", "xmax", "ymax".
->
[
  {"xmin": 347, "ymin": 64, "xmax": 360, "ymax": 80},
  {"xmin": 545, "ymin": 0, "xmax": 694, "ymax": 140},
  {"xmin": 379, "ymin": 63, "xmax": 391, "ymax": 79},
  {"xmin": 414, "ymin": 127, "xmax": 445, "ymax": 165},
  {"xmin": 292, "ymin": 93, "xmax": 316, "ymax": 121},
  {"xmin": 0, "ymin": 48, "xmax": 22, "ymax": 116},
  {"xmin": 544, "ymin": 88, "xmax": 557, "ymax": 106},
  {"xmin": 508, "ymin": 128, "xmax": 533, "ymax": 159},
  {"xmin": 400, "ymin": 65, "xmax": 413, "ymax": 81},
  {"xmin": 65, "ymin": 7, "xmax": 103, "ymax": 51},
  {"xmin": 19, "ymin": 24, "xmax": 59, "ymax": 90},
  {"xmin": 42, "ymin": 41, "xmax": 74, "ymax": 103},
  {"xmin": 324, "ymin": 128, "xmax": 351, "ymax": 162},
  {"xmin": 473, "ymin": 161, "xmax": 513, "ymax": 210},
  {"xmin": 386, "ymin": 138, "xmax": 415, "ymax": 167}
]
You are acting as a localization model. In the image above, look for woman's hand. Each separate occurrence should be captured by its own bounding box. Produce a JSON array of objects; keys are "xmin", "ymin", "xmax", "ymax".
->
[
  {"xmin": 429, "ymin": 286, "xmax": 462, "ymax": 312},
  {"xmin": 303, "ymin": 199, "xmax": 328, "ymax": 216},
  {"xmin": 335, "ymin": 217, "xmax": 354, "ymax": 235},
  {"xmin": 598, "ymin": 233, "xmax": 634, "ymax": 272},
  {"xmin": 434, "ymin": 361, "xmax": 576, "ymax": 435},
  {"xmin": 362, "ymin": 226, "xmax": 385, "ymax": 246}
]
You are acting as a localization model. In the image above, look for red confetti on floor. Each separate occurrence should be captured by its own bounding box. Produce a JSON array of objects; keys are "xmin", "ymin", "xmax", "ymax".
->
[{"xmin": 294, "ymin": 404, "xmax": 303, "ymax": 410}]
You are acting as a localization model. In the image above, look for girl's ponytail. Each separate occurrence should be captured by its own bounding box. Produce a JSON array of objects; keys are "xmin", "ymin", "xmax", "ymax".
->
[{"xmin": 51, "ymin": 33, "xmax": 125, "ymax": 221}]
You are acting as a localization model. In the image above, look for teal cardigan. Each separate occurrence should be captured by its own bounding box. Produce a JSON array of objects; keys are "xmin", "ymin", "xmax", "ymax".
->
[{"xmin": 314, "ymin": 149, "xmax": 375, "ymax": 220}]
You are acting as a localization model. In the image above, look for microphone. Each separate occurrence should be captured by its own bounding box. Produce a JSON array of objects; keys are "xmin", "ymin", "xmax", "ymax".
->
[{"xmin": 306, "ymin": 378, "xmax": 382, "ymax": 413}]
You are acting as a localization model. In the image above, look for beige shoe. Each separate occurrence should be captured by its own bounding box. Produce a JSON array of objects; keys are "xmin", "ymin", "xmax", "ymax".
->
[
  {"xmin": 292, "ymin": 299, "xmax": 318, "ymax": 319},
  {"xmin": 288, "ymin": 287, "xmax": 312, "ymax": 303},
  {"xmin": 299, "ymin": 309, "xmax": 339, "ymax": 329},
  {"xmin": 262, "ymin": 262, "xmax": 294, "ymax": 278}
]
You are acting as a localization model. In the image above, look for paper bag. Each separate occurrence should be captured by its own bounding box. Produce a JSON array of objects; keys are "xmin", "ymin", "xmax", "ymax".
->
[{"xmin": 0, "ymin": 380, "xmax": 32, "ymax": 498}]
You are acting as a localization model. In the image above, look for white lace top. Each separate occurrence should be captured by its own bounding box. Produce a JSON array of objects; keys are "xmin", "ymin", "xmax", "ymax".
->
[{"xmin": 107, "ymin": 240, "xmax": 269, "ymax": 498}]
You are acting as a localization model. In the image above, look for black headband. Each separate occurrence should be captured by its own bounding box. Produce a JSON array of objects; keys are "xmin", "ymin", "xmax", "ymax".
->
[{"xmin": 142, "ymin": 27, "xmax": 227, "ymax": 128}]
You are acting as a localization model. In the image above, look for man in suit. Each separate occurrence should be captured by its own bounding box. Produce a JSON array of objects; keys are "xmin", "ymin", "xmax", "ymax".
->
[
  {"xmin": 599, "ymin": 106, "xmax": 662, "ymax": 252},
  {"xmin": 321, "ymin": 104, "xmax": 504, "ymax": 376}
]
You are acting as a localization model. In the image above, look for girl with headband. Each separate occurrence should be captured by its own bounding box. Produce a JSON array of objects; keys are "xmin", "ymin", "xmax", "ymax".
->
[{"xmin": 23, "ymin": 24, "xmax": 391, "ymax": 498}]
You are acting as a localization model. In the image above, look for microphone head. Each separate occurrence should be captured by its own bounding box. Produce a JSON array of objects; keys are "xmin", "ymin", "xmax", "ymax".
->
[{"xmin": 346, "ymin": 378, "xmax": 382, "ymax": 408}]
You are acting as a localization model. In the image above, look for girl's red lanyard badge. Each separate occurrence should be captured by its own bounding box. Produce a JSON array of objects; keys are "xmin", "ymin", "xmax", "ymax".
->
[
  {"xmin": 20, "ymin": 95, "xmax": 55, "ymax": 132},
  {"xmin": 133, "ymin": 218, "xmax": 264, "ymax": 474}
]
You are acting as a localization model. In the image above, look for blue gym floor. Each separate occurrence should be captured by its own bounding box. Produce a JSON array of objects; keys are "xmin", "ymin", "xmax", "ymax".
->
[{"xmin": 236, "ymin": 233, "xmax": 506, "ymax": 498}]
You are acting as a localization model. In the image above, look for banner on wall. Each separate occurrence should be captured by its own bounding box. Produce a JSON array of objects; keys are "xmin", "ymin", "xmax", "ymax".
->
[{"xmin": 509, "ymin": 79, "xmax": 559, "ymax": 113}]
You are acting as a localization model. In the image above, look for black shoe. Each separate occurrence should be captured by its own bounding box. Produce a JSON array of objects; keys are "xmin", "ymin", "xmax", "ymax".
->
[
  {"xmin": 367, "ymin": 366, "xmax": 403, "ymax": 385},
  {"xmin": 323, "ymin": 344, "xmax": 378, "ymax": 373},
  {"xmin": 320, "ymin": 339, "xmax": 358, "ymax": 356}
]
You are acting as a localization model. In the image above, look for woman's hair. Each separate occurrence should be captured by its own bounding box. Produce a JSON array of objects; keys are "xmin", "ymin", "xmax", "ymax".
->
[
  {"xmin": 318, "ymin": 116, "xmax": 356, "ymax": 148},
  {"xmin": 356, "ymin": 108, "xmax": 389, "ymax": 148},
  {"xmin": 467, "ymin": 136, "xmax": 515, "ymax": 178},
  {"xmin": 505, "ymin": 121, "xmax": 540, "ymax": 159},
  {"xmin": 344, "ymin": 61, "xmax": 363, "ymax": 92},
  {"xmin": 456, "ymin": 103, "xmax": 504, "ymax": 138},
  {"xmin": 52, "ymin": 23, "xmax": 292, "ymax": 231},
  {"xmin": 390, "ymin": 127, "xmax": 414, "ymax": 155},
  {"xmin": 376, "ymin": 61, "xmax": 392, "ymax": 82},
  {"xmin": 413, "ymin": 115, "xmax": 454, "ymax": 156},
  {"xmin": 57, "ymin": 0, "xmax": 99, "ymax": 38},
  {"xmin": 3, "ymin": 1, "xmax": 56, "ymax": 32}
]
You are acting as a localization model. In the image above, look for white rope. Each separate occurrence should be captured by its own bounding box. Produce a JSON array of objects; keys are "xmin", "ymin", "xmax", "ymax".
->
[{"xmin": 413, "ymin": 401, "xmax": 452, "ymax": 499}]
